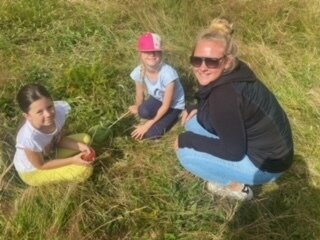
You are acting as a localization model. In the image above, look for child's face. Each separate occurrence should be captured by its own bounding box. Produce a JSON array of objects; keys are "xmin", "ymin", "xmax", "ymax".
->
[
  {"xmin": 140, "ymin": 51, "xmax": 162, "ymax": 69},
  {"xmin": 24, "ymin": 97, "xmax": 56, "ymax": 130}
]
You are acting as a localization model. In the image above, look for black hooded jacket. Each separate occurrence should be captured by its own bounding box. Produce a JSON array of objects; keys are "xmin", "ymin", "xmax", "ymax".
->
[{"xmin": 178, "ymin": 61, "xmax": 293, "ymax": 173}]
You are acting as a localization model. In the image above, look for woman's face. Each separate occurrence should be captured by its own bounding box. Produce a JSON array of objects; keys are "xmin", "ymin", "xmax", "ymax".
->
[
  {"xmin": 192, "ymin": 39, "xmax": 230, "ymax": 86},
  {"xmin": 24, "ymin": 97, "xmax": 56, "ymax": 130},
  {"xmin": 140, "ymin": 51, "xmax": 162, "ymax": 69}
]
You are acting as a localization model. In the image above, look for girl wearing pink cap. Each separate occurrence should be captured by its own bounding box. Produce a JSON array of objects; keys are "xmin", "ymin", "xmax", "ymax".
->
[{"xmin": 129, "ymin": 32, "xmax": 185, "ymax": 140}]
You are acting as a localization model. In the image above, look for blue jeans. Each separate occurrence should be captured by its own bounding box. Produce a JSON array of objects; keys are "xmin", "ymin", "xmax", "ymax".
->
[
  {"xmin": 176, "ymin": 116, "xmax": 282, "ymax": 186},
  {"xmin": 138, "ymin": 96, "xmax": 182, "ymax": 139}
]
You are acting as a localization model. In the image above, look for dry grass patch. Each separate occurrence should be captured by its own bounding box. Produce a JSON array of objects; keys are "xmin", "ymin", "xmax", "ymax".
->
[{"xmin": 309, "ymin": 86, "xmax": 320, "ymax": 108}]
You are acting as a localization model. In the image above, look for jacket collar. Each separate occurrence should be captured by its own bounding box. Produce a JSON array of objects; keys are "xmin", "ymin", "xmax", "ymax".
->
[{"xmin": 196, "ymin": 60, "xmax": 257, "ymax": 100}]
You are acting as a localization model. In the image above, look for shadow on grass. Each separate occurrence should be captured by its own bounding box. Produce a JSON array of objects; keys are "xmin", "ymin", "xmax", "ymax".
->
[
  {"xmin": 88, "ymin": 113, "xmax": 137, "ymax": 180},
  {"xmin": 226, "ymin": 155, "xmax": 320, "ymax": 240}
]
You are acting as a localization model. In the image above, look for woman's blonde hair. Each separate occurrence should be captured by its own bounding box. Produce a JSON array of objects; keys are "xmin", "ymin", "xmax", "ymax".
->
[{"xmin": 195, "ymin": 18, "xmax": 238, "ymax": 71}]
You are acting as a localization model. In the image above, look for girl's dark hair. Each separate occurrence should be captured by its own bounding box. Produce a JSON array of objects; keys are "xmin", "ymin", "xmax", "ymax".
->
[{"xmin": 16, "ymin": 84, "xmax": 52, "ymax": 113}]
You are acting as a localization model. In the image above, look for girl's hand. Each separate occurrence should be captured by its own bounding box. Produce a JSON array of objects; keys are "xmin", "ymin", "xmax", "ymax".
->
[
  {"xmin": 71, "ymin": 152, "xmax": 93, "ymax": 166},
  {"xmin": 131, "ymin": 121, "xmax": 152, "ymax": 140},
  {"xmin": 78, "ymin": 142, "xmax": 91, "ymax": 154},
  {"xmin": 81, "ymin": 147, "xmax": 96, "ymax": 162},
  {"xmin": 129, "ymin": 105, "xmax": 139, "ymax": 115},
  {"xmin": 181, "ymin": 109, "xmax": 197, "ymax": 126}
]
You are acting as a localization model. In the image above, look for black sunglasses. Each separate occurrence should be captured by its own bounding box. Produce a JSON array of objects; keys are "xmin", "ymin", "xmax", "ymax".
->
[{"xmin": 190, "ymin": 56, "xmax": 225, "ymax": 69}]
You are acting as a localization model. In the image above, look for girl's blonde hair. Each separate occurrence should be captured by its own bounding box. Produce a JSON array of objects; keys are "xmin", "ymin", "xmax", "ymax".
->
[{"xmin": 195, "ymin": 18, "xmax": 238, "ymax": 71}]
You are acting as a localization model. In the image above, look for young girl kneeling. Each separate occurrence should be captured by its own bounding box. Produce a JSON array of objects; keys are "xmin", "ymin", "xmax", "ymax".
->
[
  {"xmin": 129, "ymin": 32, "xmax": 185, "ymax": 140},
  {"xmin": 13, "ymin": 84, "xmax": 95, "ymax": 186}
]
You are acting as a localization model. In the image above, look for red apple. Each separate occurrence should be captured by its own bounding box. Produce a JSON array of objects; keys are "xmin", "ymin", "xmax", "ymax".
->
[{"xmin": 81, "ymin": 147, "xmax": 96, "ymax": 162}]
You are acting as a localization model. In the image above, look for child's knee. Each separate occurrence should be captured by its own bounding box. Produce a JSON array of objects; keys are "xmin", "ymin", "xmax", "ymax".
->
[
  {"xmin": 66, "ymin": 133, "xmax": 91, "ymax": 144},
  {"xmin": 82, "ymin": 133, "xmax": 91, "ymax": 144},
  {"xmin": 138, "ymin": 105, "xmax": 152, "ymax": 119}
]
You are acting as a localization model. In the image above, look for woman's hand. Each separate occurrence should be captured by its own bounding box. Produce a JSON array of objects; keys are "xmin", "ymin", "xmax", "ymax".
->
[
  {"xmin": 181, "ymin": 109, "xmax": 197, "ymax": 126},
  {"xmin": 129, "ymin": 105, "xmax": 139, "ymax": 115},
  {"xmin": 131, "ymin": 121, "xmax": 153, "ymax": 140}
]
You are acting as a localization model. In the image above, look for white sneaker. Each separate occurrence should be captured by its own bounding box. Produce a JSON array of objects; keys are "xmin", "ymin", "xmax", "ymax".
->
[
  {"xmin": 206, "ymin": 182, "xmax": 253, "ymax": 201},
  {"xmin": 206, "ymin": 181, "xmax": 224, "ymax": 193},
  {"xmin": 225, "ymin": 185, "xmax": 253, "ymax": 201}
]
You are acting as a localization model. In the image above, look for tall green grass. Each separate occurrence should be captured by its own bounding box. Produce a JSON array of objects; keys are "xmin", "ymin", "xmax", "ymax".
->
[{"xmin": 1, "ymin": 0, "xmax": 320, "ymax": 239}]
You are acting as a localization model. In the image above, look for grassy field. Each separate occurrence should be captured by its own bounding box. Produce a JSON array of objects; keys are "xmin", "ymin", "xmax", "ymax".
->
[{"xmin": 1, "ymin": 0, "xmax": 320, "ymax": 239}]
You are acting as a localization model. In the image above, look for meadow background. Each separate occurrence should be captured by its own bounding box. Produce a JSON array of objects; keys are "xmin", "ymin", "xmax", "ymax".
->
[{"xmin": 0, "ymin": 0, "xmax": 320, "ymax": 239}]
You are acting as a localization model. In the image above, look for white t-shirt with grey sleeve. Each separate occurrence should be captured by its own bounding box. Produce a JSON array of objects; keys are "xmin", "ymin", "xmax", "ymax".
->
[{"xmin": 130, "ymin": 63, "xmax": 185, "ymax": 110}]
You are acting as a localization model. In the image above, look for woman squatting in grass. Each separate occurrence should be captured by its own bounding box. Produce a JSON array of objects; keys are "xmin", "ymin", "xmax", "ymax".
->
[
  {"xmin": 129, "ymin": 33, "xmax": 185, "ymax": 140},
  {"xmin": 13, "ymin": 84, "xmax": 95, "ymax": 186},
  {"xmin": 175, "ymin": 18, "xmax": 294, "ymax": 201}
]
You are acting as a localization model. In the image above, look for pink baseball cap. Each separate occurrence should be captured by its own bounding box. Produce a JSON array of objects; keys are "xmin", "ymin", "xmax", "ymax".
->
[{"xmin": 138, "ymin": 32, "xmax": 163, "ymax": 52}]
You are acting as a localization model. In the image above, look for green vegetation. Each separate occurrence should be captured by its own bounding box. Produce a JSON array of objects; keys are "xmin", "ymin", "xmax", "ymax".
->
[{"xmin": 1, "ymin": 0, "xmax": 320, "ymax": 239}]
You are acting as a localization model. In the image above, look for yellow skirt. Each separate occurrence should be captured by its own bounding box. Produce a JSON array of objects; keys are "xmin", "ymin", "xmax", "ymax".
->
[{"xmin": 19, "ymin": 133, "xmax": 93, "ymax": 186}]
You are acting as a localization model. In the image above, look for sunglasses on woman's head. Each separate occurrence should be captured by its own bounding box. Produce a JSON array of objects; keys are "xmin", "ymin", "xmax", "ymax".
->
[{"xmin": 190, "ymin": 56, "xmax": 225, "ymax": 69}]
